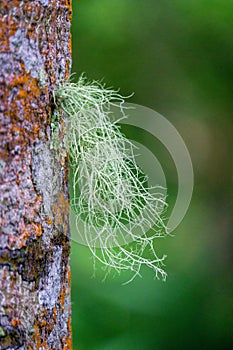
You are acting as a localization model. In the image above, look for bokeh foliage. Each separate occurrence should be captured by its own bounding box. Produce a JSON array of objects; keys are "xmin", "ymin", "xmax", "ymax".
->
[{"xmin": 70, "ymin": 1, "xmax": 232, "ymax": 349}]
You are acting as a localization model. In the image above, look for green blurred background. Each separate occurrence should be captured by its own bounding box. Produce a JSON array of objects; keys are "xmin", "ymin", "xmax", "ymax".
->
[{"xmin": 70, "ymin": 1, "xmax": 232, "ymax": 349}]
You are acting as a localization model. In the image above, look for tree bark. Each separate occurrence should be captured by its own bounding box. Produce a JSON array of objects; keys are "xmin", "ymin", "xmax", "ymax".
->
[{"xmin": 0, "ymin": 1, "xmax": 72, "ymax": 349}]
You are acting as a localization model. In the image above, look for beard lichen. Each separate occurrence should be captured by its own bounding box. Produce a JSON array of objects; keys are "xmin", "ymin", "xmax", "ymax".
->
[{"xmin": 53, "ymin": 75, "xmax": 168, "ymax": 283}]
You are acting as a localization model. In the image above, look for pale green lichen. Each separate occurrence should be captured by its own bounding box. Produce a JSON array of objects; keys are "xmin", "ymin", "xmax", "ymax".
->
[
  {"xmin": 0, "ymin": 326, "xmax": 5, "ymax": 337},
  {"xmin": 53, "ymin": 75, "xmax": 168, "ymax": 283}
]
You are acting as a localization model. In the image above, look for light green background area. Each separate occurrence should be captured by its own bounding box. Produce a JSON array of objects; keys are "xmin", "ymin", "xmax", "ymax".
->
[{"xmin": 70, "ymin": 1, "xmax": 232, "ymax": 349}]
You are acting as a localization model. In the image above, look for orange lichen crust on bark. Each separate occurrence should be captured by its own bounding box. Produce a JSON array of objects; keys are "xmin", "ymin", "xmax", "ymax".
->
[
  {"xmin": 29, "ymin": 263, "xmax": 72, "ymax": 349},
  {"xmin": 0, "ymin": 0, "xmax": 72, "ymax": 349}
]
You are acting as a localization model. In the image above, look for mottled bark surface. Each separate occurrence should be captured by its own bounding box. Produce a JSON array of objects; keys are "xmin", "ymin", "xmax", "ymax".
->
[{"xmin": 0, "ymin": 1, "xmax": 72, "ymax": 349}]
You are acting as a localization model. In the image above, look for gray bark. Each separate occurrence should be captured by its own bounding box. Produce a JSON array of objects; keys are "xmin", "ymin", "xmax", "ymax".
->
[{"xmin": 0, "ymin": 1, "xmax": 72, "ymax": 348}]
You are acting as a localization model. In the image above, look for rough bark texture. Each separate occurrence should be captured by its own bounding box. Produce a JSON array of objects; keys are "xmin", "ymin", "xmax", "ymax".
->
[{"xmin": 0, "ymin": 1, "xmax": 72, "ymax": 349}]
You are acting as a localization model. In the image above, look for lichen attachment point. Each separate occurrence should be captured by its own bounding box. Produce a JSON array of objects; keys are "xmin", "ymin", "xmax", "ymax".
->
[{"xmin": 53, "ymin": 74, "xmax": 168, "ymax": 283}]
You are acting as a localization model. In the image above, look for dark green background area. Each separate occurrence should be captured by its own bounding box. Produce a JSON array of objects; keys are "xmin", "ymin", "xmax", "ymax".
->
[{"xmin": 70, "ymin": 1, "xmax": 232, "ymax": 349}]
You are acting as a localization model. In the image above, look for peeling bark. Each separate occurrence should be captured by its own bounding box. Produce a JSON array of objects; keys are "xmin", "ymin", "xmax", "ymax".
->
[{"xmin": 0, "ymin": 1, "xmax": 72, "ymax": 349}]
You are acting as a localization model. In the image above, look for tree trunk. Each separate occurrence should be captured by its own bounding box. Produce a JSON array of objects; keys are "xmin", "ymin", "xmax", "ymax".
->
[{"xmin": 0, "ymin": 1, "xmax": 72, "ymax": 349}]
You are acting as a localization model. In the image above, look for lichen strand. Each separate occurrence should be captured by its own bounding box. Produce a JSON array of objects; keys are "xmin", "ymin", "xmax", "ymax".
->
[{"xmin": 0, "ymin": 1, "xmax": 72, "ymax": 349}]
